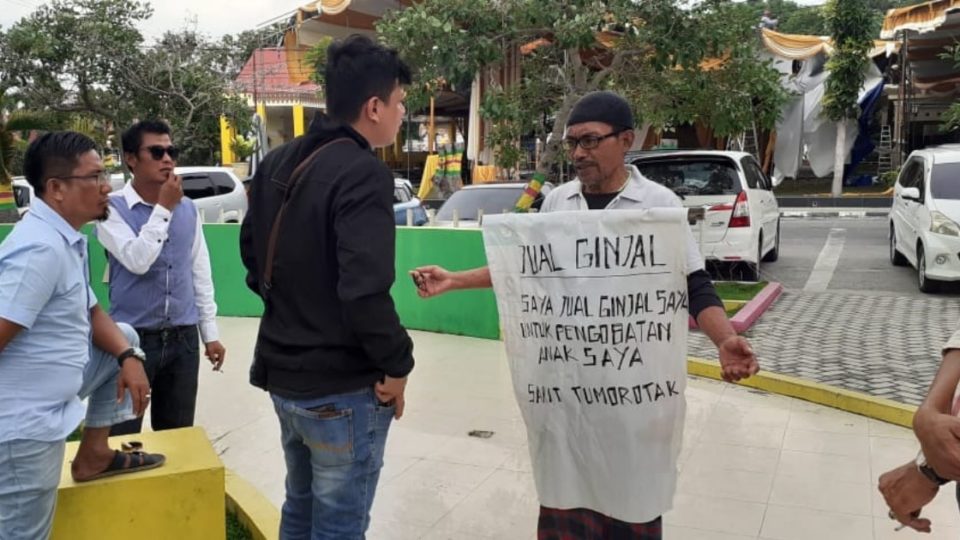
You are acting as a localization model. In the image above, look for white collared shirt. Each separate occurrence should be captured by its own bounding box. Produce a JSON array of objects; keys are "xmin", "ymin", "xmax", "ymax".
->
[
  {"xmin": 95, "ymin": 182, "xmax": 219, "ymax": 343},
  {"xmin": 541, "ymin": 164, "xmax": 706, "ymax": 274}
]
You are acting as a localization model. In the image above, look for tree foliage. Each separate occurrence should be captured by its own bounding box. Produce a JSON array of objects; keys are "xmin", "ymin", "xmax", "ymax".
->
[
  {"xmin": 940, "ymin": 44, "xmax": 960, "ymax": 133},
  {"xmin": 377, "ymin": 0, "xmax": 786, "ymax": 172},
  {"xmin": 0, "ymin": 91, "xmax": 56, "ymax": 184},
  {"xmin": 822, "ymin": 0, "xmax": 874, "ymax": 122},
  {"xmin": 126, "ymin": 30, "xmax": 254, "ymax": 164},
  {"xmin": 746, "ymin": 0, "xmax": 914, "ymax": 37},
  {"xmin": 3, "ymin": 0, "xmax": 149, "ymax": 123},
  {"xmin": 1, "ymin": 0, "xmax": 263, "ymax": 165}
]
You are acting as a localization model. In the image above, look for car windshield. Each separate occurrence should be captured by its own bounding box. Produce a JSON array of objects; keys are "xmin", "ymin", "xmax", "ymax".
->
[
  {"xmin": 436, "ymin": 187, "xmax": 523, "ymax": 221},
  {"xmin": 931, "ymin": 163, "xmax": 960, "ymax": 200},
  {"xmin": 633, "ymin": 158, "xmax": 742, "ymax": 196}
]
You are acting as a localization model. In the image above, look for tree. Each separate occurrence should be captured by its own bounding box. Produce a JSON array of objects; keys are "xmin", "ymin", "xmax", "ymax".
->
[
  {"xmin": 3, "ymin": 0, "xmax": 264, "ymax": 166},
  {"xmin": 751, "ymin": 0, "xmax": 914, "ymax": 37},
  {"xmin": 377, "ymin": 0, "xmax": 785, "ymax": 176},
  {"xmin": 779, "ymin": 7, "xmax": 829, "ymax": 35},
  {"xmin": 219, "ymin": 23, "xmax": 288, "ymax": 80},
  {"xmin": 0, "ymin": 91, "xmax": 55, "ymax": 222},
  {"xmin": 940, "ymin": 44, "xmax": 960, "ymax": 134},
  {"xmin": 3, "ymin": 0, "xmax": 150, "ymax": 126},
  {"xmin": 823, "ymin": 0, "xmax": 873, "ymax": 197},
  {"xmin": 123, "ymin": 30, "xmax": 254, "ymax": 164}
]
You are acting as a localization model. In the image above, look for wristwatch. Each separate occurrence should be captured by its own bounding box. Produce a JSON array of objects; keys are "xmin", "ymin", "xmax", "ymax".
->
[
  {"xmin": 916, "ymin": 451, "xmax": 950, "ymax": 486},
  {"xmin": 117, "ymin": 347, "xmax": 147, "ymax": 367}
]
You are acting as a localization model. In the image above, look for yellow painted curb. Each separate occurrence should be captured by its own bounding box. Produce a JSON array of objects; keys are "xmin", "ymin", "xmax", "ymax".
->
[
  {"xmin": 688, "ymin": 357, "xmax": 917, "ymax": 428},
  {"xmin": 226, "ymin": 469, "xmax": 280, "ymax": 540},
  {"xmin": 722, "ymin": 299, "xmax": 747, "ymax": 311}
]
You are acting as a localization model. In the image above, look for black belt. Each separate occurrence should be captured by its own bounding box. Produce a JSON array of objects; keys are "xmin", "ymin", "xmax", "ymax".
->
[{"xmin": 136, "ymin": 325, "xmax": 195, "ymax": 338}]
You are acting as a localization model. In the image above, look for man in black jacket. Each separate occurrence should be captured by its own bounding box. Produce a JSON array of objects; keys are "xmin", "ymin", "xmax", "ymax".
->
[{"xmin": 240, "ymin": 34, "xmax": 414, "ymax": 539}]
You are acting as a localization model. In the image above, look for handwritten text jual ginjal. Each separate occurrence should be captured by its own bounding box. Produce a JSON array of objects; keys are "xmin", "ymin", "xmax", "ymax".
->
[
  {"xmin": 519, "ymin": 234, "xmax": 665, "ymax": 275},
  {"xmin": 520, "ymin": 291, "xmax": 688, "ymax": 317}
]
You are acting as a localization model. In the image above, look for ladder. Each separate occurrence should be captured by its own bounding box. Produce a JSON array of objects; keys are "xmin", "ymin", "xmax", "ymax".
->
[
  {"xmin": 727, "ymin": 122, "xmax": 760, "ymax": 160},
  {"xmin": 877, "ymin": 125, "xmax": 893, "ymax": 174}
]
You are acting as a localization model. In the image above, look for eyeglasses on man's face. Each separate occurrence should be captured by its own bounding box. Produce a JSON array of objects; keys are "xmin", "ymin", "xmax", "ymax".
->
[
  {"xmin": 52, "ymin": 170, "xmax": 112, "ymax": 186},
  {"xmin": 563, "ymin": 131, "xmax": 624, "ymax": 152}
]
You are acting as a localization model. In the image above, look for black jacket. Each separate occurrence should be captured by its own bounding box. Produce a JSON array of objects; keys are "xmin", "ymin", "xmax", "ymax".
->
[{"xmin": 239, "ymin": 114, "xmax": 414, "ymax": 399}]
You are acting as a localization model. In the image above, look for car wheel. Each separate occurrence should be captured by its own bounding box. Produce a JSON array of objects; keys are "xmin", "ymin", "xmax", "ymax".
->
[
  {"xmin": 890, "ymin": 224, "xmax": 908, "ymax": 266},
  {"xmin": 763, "ymin": 220, "xmax": 780, "ymax": 262},
  {"xmin": 918, "ymin": 244, "xmax": 939, "ymax": 293},
  {"xmin": 742, "ymin": 237, "xmax": 762, "ymax": 282}
]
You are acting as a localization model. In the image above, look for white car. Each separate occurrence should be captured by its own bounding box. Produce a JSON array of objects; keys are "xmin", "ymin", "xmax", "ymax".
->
[
  {"xmin": 432, "ymin": 182, "xmax": 554, "ymax": 227},
  {"xmin": 176, "ymin": 167, "xmax": 248, "ymax": 223},
  {"xmin": 12, "ymin": 177, "xmax": 32, "ymax": 218},
  {"xmin": 629, "ymin": 151, "xmax": 781, "ymax": 281},
  {"xmin": 393, "ymin": 178, "xmax": 427, "ymax": 226},
  {"xmin": 13, "ymin": 169, "xmax": 247, "ymax": 224},
  {"xmin": 889, "ymin": 146, "xmax": 960, "ymax": 292}
]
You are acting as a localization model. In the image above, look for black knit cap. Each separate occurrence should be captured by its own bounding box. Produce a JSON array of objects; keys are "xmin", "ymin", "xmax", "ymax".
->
[{"xmin": 566, "ymin": 91, "xmax": 634, "ymax": 130}]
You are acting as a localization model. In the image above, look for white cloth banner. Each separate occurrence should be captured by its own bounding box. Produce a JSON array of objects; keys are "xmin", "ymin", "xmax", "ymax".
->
[{"xmin": 482, "ymin": 209, "xmax": 690, "ymax": 523}]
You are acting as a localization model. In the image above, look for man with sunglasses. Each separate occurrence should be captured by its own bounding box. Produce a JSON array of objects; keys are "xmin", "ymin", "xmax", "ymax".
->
[
  {"xmin": 412, "ymin": 91, "xmax": 758, "ymax": 539},
  {"xmin": 96, "ymin": 120, "xmax": 224, "ymax": 436},
  {"xmin": 0, "ymin": 132, "xmax": 164, "ymax": 539}
]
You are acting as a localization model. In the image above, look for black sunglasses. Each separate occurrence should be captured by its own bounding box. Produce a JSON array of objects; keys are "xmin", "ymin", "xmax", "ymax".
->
[{"xmin": 142, "ymin": 145, "xmax": 180, "ymax": 161}]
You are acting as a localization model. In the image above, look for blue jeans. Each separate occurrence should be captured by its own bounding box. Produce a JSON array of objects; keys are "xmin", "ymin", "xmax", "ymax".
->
[
  {"xmin": 0, "ymin": 323, "xmax": 138, "ymax": 540},
  {"xmin": 272, "ymin": 387, "xmax": 395, "ymax": 540}
]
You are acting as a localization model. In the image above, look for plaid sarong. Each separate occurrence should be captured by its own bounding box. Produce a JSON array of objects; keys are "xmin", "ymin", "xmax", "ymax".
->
[{"xmin": 537, "ymin": 506, "xmax": 662, "ymax": 540}]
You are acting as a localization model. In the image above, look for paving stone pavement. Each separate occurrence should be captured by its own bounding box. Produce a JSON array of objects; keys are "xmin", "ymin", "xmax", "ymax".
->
[{"xmin": 688, "ymin": 290, "xmax": 960, "ymax": 405}]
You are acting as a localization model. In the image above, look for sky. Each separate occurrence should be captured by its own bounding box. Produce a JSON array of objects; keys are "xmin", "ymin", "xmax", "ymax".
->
[
  {"xmin": 0, "ymin": 0, "xmax": 827, "ymax": 41},
  {"xmin": 0, "ymin": 0, "xmax": 306, "ymax": 41}
]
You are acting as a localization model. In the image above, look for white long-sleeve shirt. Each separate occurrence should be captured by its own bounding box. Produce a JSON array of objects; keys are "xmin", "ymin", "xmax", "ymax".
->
[{"xmin": 96, "ymin": 183, "xmax": 220, "ymax": 343}]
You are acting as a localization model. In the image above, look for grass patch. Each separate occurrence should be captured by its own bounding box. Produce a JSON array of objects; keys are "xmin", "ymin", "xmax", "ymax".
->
[
  {"xmin": 715, "ymin": 281, "xmax": 767, "ymax": 302},
  {"xmin": 67, "ymin": 425, "xmax": 83, "ymax": 442},
  {"xmin": 226, "ymin": 511, "xmax": 253, "ymax": 540}
]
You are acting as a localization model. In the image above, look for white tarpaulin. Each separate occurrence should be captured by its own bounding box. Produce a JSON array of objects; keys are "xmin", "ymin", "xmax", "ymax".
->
[
  {"xmin": 769, "ymin": 51, "xmax": 884, "ymax": 180},
  {"xmin": 482, "ymin": 209, "xmax": 690, "ymax": 523}
]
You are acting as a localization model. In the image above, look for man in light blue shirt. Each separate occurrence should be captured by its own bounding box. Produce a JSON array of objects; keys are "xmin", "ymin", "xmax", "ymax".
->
[{"xmin": 0, "ymin": 132, "xmax": 165, "ymax": 539}]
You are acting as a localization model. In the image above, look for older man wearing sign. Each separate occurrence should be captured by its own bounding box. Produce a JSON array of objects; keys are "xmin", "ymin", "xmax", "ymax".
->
[{"xmin": 412, "ymin": 91, "xmax": 759, "ymax": 539}]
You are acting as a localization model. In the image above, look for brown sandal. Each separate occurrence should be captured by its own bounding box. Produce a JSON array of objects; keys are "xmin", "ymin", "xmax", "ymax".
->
[
  {"xmin": 120, "ymin": 441, "xmax": 144, "ymax": 453},
  {"xmin": 74, "ymin": 450, "xmax": 166, "ymax": 483}
]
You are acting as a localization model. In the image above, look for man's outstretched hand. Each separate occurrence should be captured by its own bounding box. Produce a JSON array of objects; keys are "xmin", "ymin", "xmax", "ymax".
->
[
  {"xmin": 410, "ymin": 266, "xmax": 455, "ymax": 298},
  {"xmin": 718, "ymin": 335, "xmax": 759, "ymax": 383}
]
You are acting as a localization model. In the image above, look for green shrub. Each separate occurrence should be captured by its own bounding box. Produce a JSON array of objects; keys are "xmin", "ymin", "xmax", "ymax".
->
[{"xmin": 880, "ymin": 169, "xmax": 899, "ymax": 188}]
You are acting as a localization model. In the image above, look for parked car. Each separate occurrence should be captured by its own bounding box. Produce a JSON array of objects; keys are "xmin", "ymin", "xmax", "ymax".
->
[
  {"xmin": 12, "ymin": 169, "xmax": 246, "ymax": 224},
  {"xmin": 889, "ymin": 146, "xmax": 960, "ymax": 292},
  {"xmin": 176, "ymin": 167, "xmax": 248, "ymax": 223},
  {"xmin": 394, "ymin": 178, "xmax": 427, "ymax": 226},
  {"xmin": 12, "ymin": 177, "xmax": 32, "ymax": 218},
  {"xmin": 432, "ymin": 182, "xmax": 554, "ymax": 226},
  {"xmin": 628, "ymin": 150, "xmax": 781, "ymax": 281},
  {"xmin": 109, "ymin": 173, "xmax": 126, "ymax": 192}
]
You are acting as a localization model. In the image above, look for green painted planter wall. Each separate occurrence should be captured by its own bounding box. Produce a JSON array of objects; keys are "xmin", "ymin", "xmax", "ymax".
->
[{"xmin": 0, "ymin": 224, "xmax": 500, "ymax": 340}]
